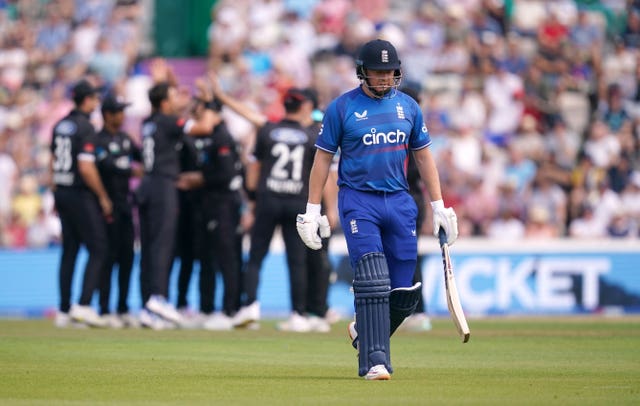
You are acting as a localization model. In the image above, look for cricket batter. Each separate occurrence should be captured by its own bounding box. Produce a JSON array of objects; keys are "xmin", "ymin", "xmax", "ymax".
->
[{"xmin": 297, "ymin": 39, "xmax": 459, "ymax": 380}]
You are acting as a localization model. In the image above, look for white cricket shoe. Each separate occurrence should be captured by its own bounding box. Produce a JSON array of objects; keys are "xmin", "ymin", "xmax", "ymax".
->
[
  {"xmin": 232, "ymin": 301, "xmax": 260, "ymax": 328},
  {"xmin": 177, "ymin": 309, "xmax": 206, "ymax": 330},
  {"xmin": 119, "ymin": 312, "xmax": 141, "ymax": 328},
  {"xmin": 365, "ymin": 365, "xmax": 391, "ymax": 381},
  {"xmin": 203, "ymin": 312, "xmax": 233, "ymax": 331},
  {"xmin": 276, "ymin": 312, "xmax": 311, "ymax": 333},
  {"xmin": 139, "ymin": 308, "xmax": 174, "ymax": 330},
  {"xmin": 103, "ymin": 314, "xmax": 125, "ymax": 329},
  {"xmin": 70, "ymin": 305, "xmax": 108, "ymax": 328},
  {"xmin": 348, "ymin": 320, "xmax": 358, "ymax": 351},
  {"xmin": 145, "ymin": 295, "xmax": 183, "ymax": 325},
  {"xmin": 307, "ymin": 315, "xmax": 331, "ymax": 333},
  {"xmin": 54, "ymin": 311, "xmax": 87, "ymax": 329},
  {"xmin": 400, "ymin": 313, "xmax": 432, "ymax": 332},
  {"xmin": 325, "ymin": 308, "xmax": 343, "ymax": 324}
]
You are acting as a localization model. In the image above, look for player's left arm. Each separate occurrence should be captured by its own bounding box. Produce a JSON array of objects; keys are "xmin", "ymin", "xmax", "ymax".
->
[{"xmin": 413, "ymin": 146, "xmax": 458, "ymax": 244}]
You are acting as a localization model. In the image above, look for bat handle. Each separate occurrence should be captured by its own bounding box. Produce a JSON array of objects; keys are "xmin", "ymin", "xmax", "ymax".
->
[{"xmin": 438, "ymin": 227, "xmax": 447, "ymax": 246}]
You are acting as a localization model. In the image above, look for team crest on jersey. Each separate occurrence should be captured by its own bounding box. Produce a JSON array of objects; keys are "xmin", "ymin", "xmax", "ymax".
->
[
  {"xmin": 55, "ymin": 120, "xmax": 77, "ymax": 136},
  {"xmin": 350, "ymin": 219, "xmax": 358, "ymax": 234},
  {"xmin": 396, "ymin": 104, "xmax": 405, "ymax": 119},
  {"xmin": 354, "ymin": 110, "xmax": 368, "ymax": 121},
  {"xmin": 109, "ymin": 142, "xmax": 120, "ymax": 153}
]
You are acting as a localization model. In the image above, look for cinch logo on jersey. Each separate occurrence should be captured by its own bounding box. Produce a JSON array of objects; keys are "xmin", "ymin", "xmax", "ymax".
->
[{"xmin": 362, "ymin": 128, "xmax": 406, "ymax": 145}]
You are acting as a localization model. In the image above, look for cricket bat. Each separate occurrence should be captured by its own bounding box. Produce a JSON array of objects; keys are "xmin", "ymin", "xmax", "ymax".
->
[{"xmin": 438, "ymin": 228, "xmax": 470, "ymax": 343}]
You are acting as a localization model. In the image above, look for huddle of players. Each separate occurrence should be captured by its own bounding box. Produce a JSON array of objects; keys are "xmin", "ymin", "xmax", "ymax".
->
[{"xmin": 52, "ymin": 71, "xmax": 335, "ymax": 332}]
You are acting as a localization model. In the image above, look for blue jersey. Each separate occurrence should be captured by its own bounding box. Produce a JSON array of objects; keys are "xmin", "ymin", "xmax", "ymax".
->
[{"xmin": 315, "ymin": 87, "xmax": 431, "ymax": 192}]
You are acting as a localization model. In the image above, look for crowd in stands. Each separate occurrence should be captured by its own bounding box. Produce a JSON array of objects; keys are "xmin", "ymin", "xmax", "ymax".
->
[{"xmin": 1, "ymin": 0, "xmax": 640, "ymax": 249}]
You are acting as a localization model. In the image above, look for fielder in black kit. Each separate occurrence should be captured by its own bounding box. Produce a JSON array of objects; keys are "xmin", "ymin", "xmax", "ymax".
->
[
  {"xmin": 136, "ymin": 77, "xmax": 218, "ymax": 328},
  {"xmin": 234, "ymin": 89, "xmax": 318, "ymax": 331},
  {"xmin": 95, "ymin": 94, "xmax": 142, "ymax": 327},
  {"xmin": 51, "ymin": 79, "xmax": 112, "ymax": 328},
  {"xmin": 176, "ymin": 99, "xmax": 244, "ymax": 330}
]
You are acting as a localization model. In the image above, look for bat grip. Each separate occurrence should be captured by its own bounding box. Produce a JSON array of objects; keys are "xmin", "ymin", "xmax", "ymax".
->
[{"xmin": 438, "ymin": 227, "xmax": 448, "ymax": 246}]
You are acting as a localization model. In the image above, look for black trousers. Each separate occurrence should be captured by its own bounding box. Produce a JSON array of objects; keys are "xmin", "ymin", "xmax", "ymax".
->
[
  {"xmin": 54, "ymin": 187, "xmax": 108, "ymax": 312},
  {"xmin": 99, "ymin": 207, "xmax": 135, "ymax": 315},
  {"xmin": 137, "ymin": 176, "xmax": 178, "ymax": 304},
  {"xmin": 199, "ymin": 192, "xmax": 242, "ymax": 315},
  {"xmin": 245, "ymin": 195, "xmax": 307, "ymax": 315},
  {"xmin": 306, "ymin": 240, "xmax": 331, "ymax": 317},
  {"xmin": 176, "ymin": 190, "xmax": 204, "ymax": 310}
]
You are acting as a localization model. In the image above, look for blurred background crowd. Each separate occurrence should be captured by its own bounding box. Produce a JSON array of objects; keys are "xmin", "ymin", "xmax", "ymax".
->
[{"xmin": 1, "ymin": 0, "xmax": 640, "ymax": 249}]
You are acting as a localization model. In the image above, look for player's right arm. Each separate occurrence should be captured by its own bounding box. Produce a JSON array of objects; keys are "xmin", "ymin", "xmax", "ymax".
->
[{"xmin": 308, "ymin": 149, "xmax": 333, "ymax": 205}]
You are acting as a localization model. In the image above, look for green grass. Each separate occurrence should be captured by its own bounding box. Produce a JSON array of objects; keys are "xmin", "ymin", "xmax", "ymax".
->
[{"xmin": 0, "ymin": 317, "xmax": 639, "ymax": 405}]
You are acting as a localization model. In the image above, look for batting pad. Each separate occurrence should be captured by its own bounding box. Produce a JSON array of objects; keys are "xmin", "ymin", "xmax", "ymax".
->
[
  {"xmin": 389, "ymin": 282, "xmax": 422, "ymax": 336},
  {"xmin": 353, "ymin": 252, "xmax": 392, "ymax": 377}
]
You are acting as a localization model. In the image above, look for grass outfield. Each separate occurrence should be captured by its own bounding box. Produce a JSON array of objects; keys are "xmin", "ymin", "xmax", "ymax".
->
[{"xmin": 0, "ymin": 317, "xmax": 639, "ymax": 405}]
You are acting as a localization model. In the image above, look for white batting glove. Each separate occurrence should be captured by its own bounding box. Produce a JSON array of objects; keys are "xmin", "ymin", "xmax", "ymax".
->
[
  {"xmin": 431, "ymin": 200, "xmax": 458, "ymax": 245},
  {"xmin": 296, "ymin": 203, "xmax": 331, "ymax": 250}
]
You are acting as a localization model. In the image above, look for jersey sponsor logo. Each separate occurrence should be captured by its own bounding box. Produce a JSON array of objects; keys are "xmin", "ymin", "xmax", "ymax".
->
[
  {"xmin": 83, "ymin": 143, "xmax": 95, "ymax": 153},
  {"xmin": 354, "ymin": 110, "xmax": 368, "ymax": 121},
  {"xmin": 54, "ymin": 120, "xmax": 77, "ymax": 136},
  {"xmin": 362, "ymin": 128, "xmax": 406, "ymax": 146},
  {"xmin": 422, "ymin": 123, "xmax": 428, "ymax": 133},
  {"xmin": 271, "ymin": 127, "xmax": 308, "ymax": 144}
]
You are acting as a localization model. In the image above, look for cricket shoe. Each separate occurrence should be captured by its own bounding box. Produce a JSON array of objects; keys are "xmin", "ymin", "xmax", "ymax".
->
[
  {"xmin": 365, "ymin": 365, "xmax": 391, "ymax": 381},
  {"xmin": 203, "ymin": 312, "xmax": 233, "ymax": 331},
  {"xmin": 307, "ymin": 315, "xmax": 331, "ymax": 333},
  {"xmin": 145, "ymin": 295, "xmax": 183, "ymax": 325},
  {"xmin": 70, "ymin": 305, "xmax": 108, "ymax": 328},
  {"xmin": 119, "ymin": 312, "xmax": 141, "ymax": 328},
  {"xmin": 102, "ymin": 314, "xmax": 125, "ymax": 329},
  {"xmin": 276, "ymin": 312, "xmax": 311, "ymax": 333},
  {"xmin": 348, "ymin": 321, "xmax": 359, "ymax": 351},
  {"xmin": 232, "ymin": 301, "xmax": 260, "ymax": 328},
  {"xmin": 139, "ymin": 308, "xmax": 174, "ymax": 330},
  {"xmin": 54, "ymin": 311, "xmax": 87, "ymax": 329},
  {"xmin": 400, "ymin": 313, "xmax": 432, "ymax": 332}
]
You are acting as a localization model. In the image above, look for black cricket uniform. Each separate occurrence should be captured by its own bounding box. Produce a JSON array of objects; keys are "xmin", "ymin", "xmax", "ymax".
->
[
  {"xmin": 95, "ymin": 128, "xmax": 141, "ymax": 315},
  {"xmin": 51, "ymin": 109, "xmax": 108, "ymax": 313},
  {"xmin": 136, "ymin": 112, "xmax": 188, "ymax": 304},
  {"xmin": 175, "ymin": 135, "xmax": 204, "ymax": 311},
  {"xmin": 245, "ymin": 119, "xmax": 316, "ymax": 315},
  {"xmin": 198, "ymin": 122, "xmax": 244, "ymax": 316}
]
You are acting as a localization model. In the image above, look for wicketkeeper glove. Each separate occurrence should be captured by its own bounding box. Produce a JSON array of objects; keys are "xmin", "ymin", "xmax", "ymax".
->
[
  {"xmin": 431, "ymin": 199, "xmax": 458, "ymax": 245},
  {"xmin": 296, "ymin": 203, "xmax": 331, "ymax": 250}
]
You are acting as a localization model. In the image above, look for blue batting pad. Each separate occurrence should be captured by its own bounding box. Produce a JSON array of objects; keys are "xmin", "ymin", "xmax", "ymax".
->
[
  {"xmin": 389, "ymin": 282, "xmax": 422, "ymax": 336},
  {"xmin": 353, "ymin": 252, "xmax": 391, "ymax": 376}
]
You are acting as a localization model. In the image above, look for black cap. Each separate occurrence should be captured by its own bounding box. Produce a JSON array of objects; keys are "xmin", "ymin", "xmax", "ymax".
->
[
  {"xmin": 283, "ymin": 88, "xmax": 313, "ymax": 112},
  {"xmin": 101, "ymin": 93, "xmax": 130, "ymax": 113},
  {"xmin": 356, "ymin": 39, "xmax": 401, "ymax": 71},
  {"xmin": 71, "ymin": 79, "xmax": 102, "ymax": 105}
]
